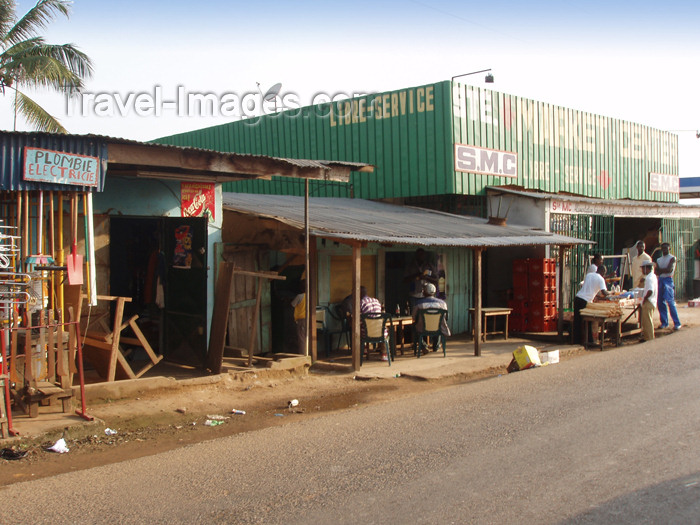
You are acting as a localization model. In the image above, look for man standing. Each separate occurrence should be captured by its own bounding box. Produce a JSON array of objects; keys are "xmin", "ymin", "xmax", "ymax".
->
[
  {"xmin": 631, "ymin": 241, "xmax": 652, "ymax": 288},
  {"xmin": 588, "ymin": 253, "xmax": 603, "ymax": 274},
  {"xmin": 640, "ymin": 260, "xmax": 658, "ymax": 341},
  {"xmin": 404, "ymin": 248, "xmax": 438, "ymax": 308},
  {"xmin": 573, "ymin": 265, "xmax": 609, "ymax": 344},
  {"xmin": 656, "ymin": 242, "xmax": 682, "ymax": 330}
]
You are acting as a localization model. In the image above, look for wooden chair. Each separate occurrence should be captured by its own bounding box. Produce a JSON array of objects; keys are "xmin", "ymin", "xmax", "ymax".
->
[
  {"xmin": 81, "ymin": 295, "xmax": 163, "ymax": 382},
  {"xmin": 414, "ymin": 308, "xmax": 448, "ymax": 358}
]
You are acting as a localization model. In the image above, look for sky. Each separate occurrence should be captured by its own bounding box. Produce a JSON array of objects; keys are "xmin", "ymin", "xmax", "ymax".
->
[{"xmin": 5, "ymin": 0, "xmax": 700, "ymax": 179}]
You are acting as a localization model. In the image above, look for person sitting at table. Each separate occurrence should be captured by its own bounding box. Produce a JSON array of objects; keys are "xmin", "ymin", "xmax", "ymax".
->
[
  {"xmin": 358, "ymin": 286, "xmax": 389, "ymax": 361},
  {"xmin": 412, "ymin": 283, "xmax": 450, "ymax": 352},
  {"xmin": 573, "ymin": 265, "xmax": 610, "ymax": 344}
]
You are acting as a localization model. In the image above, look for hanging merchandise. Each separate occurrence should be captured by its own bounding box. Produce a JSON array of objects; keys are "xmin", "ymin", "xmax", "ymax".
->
[{"xmin": 66, "ymin": 193, "xmax": 83, "ymax": 285}]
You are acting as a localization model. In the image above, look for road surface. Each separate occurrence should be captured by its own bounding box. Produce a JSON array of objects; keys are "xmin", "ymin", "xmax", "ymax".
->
[{"xmin": 3, "ymin": 328, "xmax": 700, "ymax": 524}]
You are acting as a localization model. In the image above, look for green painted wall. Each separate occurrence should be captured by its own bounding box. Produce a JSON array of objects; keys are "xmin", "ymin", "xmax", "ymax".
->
[
  {"xmin": 452, "ymin": 84, "xmax": 678, "ymax": 201},
  {"xmin": 157, "ymin": 80, "xmax": 678, "ymax": 203}
]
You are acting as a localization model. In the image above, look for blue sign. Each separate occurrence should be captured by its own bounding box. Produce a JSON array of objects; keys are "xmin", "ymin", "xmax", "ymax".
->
[{"xmin": 23, "ymin": 147, "xmax": 99, "ymax": 187}]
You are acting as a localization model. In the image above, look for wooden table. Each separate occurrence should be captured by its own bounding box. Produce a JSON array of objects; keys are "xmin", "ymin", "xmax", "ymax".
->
[
  {"xmin": 581, "ymin": 314, "xmax": 622, "ymax": 351},
  {"xmin": 389, "ymin": 316, "xmax": 414, "ymax": 355},
  {"xmin": 469, "ymin": 307, "xmax": 512, "ymax": 342}
]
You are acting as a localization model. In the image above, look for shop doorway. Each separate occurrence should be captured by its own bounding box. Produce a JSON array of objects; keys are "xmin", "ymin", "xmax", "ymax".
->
[{"xmin": 109, "ymin": 216, "xmax": 208, "ymax": 365}]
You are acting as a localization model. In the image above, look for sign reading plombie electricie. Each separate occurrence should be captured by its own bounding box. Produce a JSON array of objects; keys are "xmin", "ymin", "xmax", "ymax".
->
[{"xmin": 23, "ymin": 147, "xmax": 99, "ymax": 187}]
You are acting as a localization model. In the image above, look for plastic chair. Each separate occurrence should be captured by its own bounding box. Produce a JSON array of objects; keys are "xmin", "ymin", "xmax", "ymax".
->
[
  {"xmin": 414, "ymin": 308, "xmax": 448, "ymax": 358},
  {"xmin": 316, "ymin": 305, "xmax": 352, "ymax": 357},
  {"xmin": 360, "ymin": 312, "xmax": 393, "ymax": 366}
]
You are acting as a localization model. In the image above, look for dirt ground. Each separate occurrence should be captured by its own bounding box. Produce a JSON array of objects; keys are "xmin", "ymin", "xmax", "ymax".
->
[
  {"xmin": 0, "ymin": 363, "xmax": 503, "ymax": 487},
  {"xmin": 2, "ymin": 304, "xmax": 698, "ymax": 487}
]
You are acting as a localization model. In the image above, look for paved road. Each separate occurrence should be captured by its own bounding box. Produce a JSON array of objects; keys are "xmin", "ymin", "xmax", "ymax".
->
[{"xmin": 3, "ymin": 328, "xmax": 700, "ymax": 524}]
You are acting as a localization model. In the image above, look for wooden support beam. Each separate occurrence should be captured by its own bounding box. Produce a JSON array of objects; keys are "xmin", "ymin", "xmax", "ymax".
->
[
  {"xmin": 473, "ymin": 247, "xmax": 483, "ymax": 357},
  {"xmin": 351, "ymin": 244, "xmax": 361, "ymax": 372},
  {"xmin": 310, "ymin": 236, "xmax": 319, "ymax": 363},
  {"xmin": 557, "ymin": 247, "xmax": 566, "ymax": 339}
]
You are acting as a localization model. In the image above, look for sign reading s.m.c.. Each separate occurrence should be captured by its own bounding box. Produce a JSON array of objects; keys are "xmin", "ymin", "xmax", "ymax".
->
[{"xmin": 454, "ymin": 144, "xmax": 517, "ymax": 178}]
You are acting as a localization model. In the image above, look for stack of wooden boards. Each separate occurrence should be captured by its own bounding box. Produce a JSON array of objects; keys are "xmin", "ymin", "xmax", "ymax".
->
[{"xmin": 580, "ymin": 302, "xmax": 623, "ymax": 317}]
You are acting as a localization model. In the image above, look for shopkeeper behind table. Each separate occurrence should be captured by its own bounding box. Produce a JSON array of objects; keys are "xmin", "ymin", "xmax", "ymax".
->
[
  {"xmin": 404, "ymin": 248, "xmax": 438, "ymax": 308},
  {"xmin": 573, "ymin": 265, "xmax": 610, "ymax": 344}
]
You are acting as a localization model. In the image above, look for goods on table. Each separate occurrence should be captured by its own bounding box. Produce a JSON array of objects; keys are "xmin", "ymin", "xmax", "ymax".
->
[{"xmin": 580, "ymin": 302, "xmax": 622, "ymax": 317}]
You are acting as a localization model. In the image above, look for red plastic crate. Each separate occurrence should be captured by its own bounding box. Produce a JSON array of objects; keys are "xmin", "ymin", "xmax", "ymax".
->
[
  {"xmin": 544, "ymin": 301, "xmax": 556, "ymax": 318},
  {"xmin": 543, "ymin": 318, "xmax": 557, "ymax": 332},
  {"xmin": 528, "ymin": 258, "xmax": 543, "ymax": 273},
  {"xmin": 513, "ymin": 259, "xmax": 528, "ymax": 275},
  {"xmin": 513, "ymin": 272, "xmax": 529, "ymax": 291},
  {"xmin": 543, "ymin": 258, "xmax": 555, "ymax": 273},
  {"xmin": 527, "ymin": 317, "xmax": 545, "ymax": 332},
  {"xmin": 512, "ymin": 289, "xmax": 529, "ymax": 302}
]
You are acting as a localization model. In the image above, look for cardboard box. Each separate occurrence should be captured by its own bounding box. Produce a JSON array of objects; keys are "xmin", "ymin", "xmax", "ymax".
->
[
  {"xmin": 513, "ymin": 345, "xmax": 541, "ymax": 370},
  {"xmin": 539, "ymin": 349, "xmax": 560, "ymax": 365}
]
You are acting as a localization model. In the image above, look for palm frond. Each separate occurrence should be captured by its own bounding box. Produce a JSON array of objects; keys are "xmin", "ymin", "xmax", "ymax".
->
[
  {"xmin": 6, "ymin": 42, "xmax": 93, "ymax": 91},
  {"xmin": 5, "ymin": 0, "xmax": 71, "ymax": 46},
  {"xmin": 13, "ymin": 88, "xmax": 68, "ymax": 133},
  {"xmin": 0, "ymin": 0, "xmax": 17, "ymax": 40}
]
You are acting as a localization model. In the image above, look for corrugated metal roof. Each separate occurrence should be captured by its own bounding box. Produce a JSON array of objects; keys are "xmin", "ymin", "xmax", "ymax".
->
[
  {"xmin": 222, "ymin": 193, "xmax": 593, "ymax": 248},
  {"xmin": 2, "ymin": 131, "xmax": 372, "ymax": 179},
  {"xmin": 487, "ymin": 186, "xmax": 700, "ymax": 211}
]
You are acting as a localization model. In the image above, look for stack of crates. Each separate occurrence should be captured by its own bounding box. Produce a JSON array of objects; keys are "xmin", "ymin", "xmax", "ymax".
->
[{"xmin": 508, "ymin": 258, "xmax": 557, "ymax": 333}]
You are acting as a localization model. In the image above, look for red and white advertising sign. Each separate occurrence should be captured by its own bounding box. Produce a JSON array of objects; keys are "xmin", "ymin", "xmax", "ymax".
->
[
  {"xmin": 181, "ymin": 182, "xmax": 216, "ymax": 221},
  {"xmin": 649, "ymin": 173, "xmax": 679, "ymax": 194}
]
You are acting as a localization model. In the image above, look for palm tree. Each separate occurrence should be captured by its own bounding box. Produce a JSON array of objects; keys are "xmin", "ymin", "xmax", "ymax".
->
[{"xmin": 0, "ymin": 0, "xmax": 93, "ymax": 133}]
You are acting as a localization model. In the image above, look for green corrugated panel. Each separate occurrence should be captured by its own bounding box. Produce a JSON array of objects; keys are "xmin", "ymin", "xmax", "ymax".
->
[
  {"xmin": 450, "ymin": 84, "xmax": 678, "ymax": 202},
  {"xmin": 661, "ymin": 218, "xmax": 696, "ymax": 299},
  {"xmin": 444, "ymin": 247, "xmax": 473, "ymax": 334}
]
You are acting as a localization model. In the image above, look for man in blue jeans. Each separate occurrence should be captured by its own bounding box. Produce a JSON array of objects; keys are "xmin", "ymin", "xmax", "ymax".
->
[{"xmin": 656, "ymin": 242, "xmax": 682, "ymax": 330}]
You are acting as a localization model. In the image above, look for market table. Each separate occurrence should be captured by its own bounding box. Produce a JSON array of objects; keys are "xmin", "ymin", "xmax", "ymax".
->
[
  {"xmin": 469, "ymin": 307, "xmax": 512, "ymax": 342},
  {"xmin": 389, "ymin": 315, "xmax": 414, "ymax": 355},
  {"xmin": 581, "ymin": 313, "xmax": 622, "ymax": 351}
]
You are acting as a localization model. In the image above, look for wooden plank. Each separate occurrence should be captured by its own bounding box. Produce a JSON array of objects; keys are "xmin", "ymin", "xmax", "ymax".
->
[
  {"xmin": 67, "ymin": 306, "xmax": 78, "ymax": 374},
  {"xmin": 247, "ymin": 277, "xmax": 263, "ymax": 368},
  {"xmin": 24, "ymin": 329, "xmax": 33, "ymax": 384},
  {"xmin": 10, "ymin": 327, "xmax": 18, "ymax": 383},
  {"xmin": 47, "ymin": 310, "xmax": 56, "ymax": 383},
  {"xmin": 127, "ymin": 318, "xmax": 163, "ymax": 364},
  {"xmin": 351, "ymin": 244, "xmax": 361, "ymax": 371},
  {"xmin": 474, "ymin": 248, "xmax": 483, "ymax": 357},
  {"xmin": 107, "ymin": 297, "xmax": 126, "ymax": 382},
  {"xmin": 206, "ymin": 262, "xmax": 236, "ymax": 374}
]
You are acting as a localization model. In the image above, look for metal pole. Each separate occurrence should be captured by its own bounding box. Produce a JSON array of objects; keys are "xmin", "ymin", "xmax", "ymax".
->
[{"xmin": 304, "ymin": 179, "xmax": 310, "ymax": 357}]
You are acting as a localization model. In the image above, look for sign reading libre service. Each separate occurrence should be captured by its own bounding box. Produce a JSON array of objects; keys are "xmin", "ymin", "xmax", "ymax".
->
[
  {"xmin": 23, "ymin": 147, "xmax": 99, "ymax": 186},
  {"xmin": 181, "ymin": 182, "xmax": 216, "ymax": 222}
]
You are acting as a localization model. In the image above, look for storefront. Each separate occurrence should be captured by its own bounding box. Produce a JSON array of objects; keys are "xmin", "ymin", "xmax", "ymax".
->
[
  {"xmin": 220, "ymin": 193, "xmax": 589, "ymax": 370},
  {"xmin": 155, "ymin": 79, "xmax": 687, "ymax": 311}
]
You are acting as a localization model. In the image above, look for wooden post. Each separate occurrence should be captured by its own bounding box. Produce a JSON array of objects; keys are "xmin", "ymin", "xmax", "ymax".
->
[
  {"xmin": 247, "ymin": 277, "xmax": 263, "ymax": 368},
  {"xmin": 557, "ymin": 246, "xmax": 566, "ymax": 339},
  {"xmin": 304, "ymin": 179, "xmax": 310, "ymax": 357},
  {"xmin": 351, "ymin": 244, "xmax": 361, "ymax": 371},
  {"xmin": 310, "ymin": 236, "xmax": 318, "ymax": 362},
  {"xmin": 474, "ymin": 247, "xmax": 483, "ymax": 357}
]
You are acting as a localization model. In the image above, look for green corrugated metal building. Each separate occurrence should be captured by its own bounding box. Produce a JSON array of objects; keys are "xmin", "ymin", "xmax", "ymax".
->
[{"xmin": 157, "ymin": 80, "xmax": 700, "ymax": 309}]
